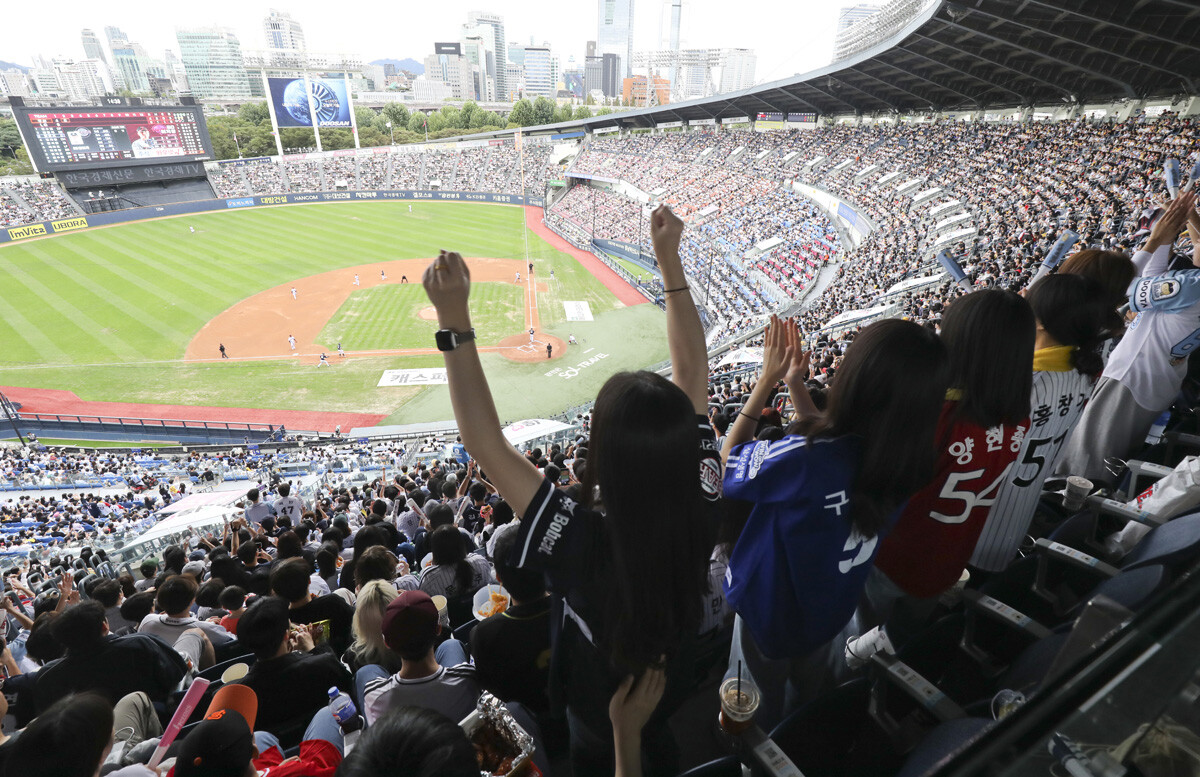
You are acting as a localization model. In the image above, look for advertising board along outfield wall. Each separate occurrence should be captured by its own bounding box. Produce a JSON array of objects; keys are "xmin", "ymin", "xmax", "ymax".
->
[{"xmin": 0, "ymin": 190, "xmax": 547, "ymax": 245}]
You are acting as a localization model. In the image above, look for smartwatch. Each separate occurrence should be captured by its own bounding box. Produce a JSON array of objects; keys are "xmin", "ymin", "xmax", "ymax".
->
[{"xmin": 435, "ymin": 328, "xmax": 476, "ymax": 351}]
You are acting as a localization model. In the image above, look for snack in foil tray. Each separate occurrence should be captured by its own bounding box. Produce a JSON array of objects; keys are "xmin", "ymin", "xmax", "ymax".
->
[{"xmin": 466, "ymin": 693, "xmax": 534, "ymax": 776}]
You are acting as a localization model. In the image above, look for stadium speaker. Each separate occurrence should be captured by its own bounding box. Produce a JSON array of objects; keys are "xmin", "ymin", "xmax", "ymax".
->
[
  {"xmin": 8, "ymin": 96, "xmax": 23, "ymax": 107},
  {"xmin": 130, "ymin": 97, "xmax": 143, "ymax": 106},
  {"xmin": 179, "ymin": 95, "xmax": 197, "ymax": 106}
]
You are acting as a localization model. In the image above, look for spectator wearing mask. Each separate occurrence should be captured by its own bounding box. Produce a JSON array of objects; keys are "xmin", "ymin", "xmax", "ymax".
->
[{"xmin": 422, "ymin": 206, "xmax": 718, "ymax": 775}]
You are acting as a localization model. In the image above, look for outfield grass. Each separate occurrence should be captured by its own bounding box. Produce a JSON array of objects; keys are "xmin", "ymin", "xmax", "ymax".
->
[
  {"xmin": 0, "ymin": 202, "xmax": 668, "ymax": 423},
  {"xmin": 317, "ymin": 282, "xmax": 524, "ymax": 351},
  {"xmin": 610, "ymin": 254, "xmax": 659, "ymax": 281}
]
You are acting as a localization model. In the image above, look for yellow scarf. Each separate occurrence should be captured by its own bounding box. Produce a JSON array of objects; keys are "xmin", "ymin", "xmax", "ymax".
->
[{"xmin": 1032, "ymin": 345, "xmax": 1075, "ymax": 372}]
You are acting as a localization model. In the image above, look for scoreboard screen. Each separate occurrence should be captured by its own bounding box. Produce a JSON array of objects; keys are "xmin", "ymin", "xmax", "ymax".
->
[
  {"xmin": 12, "ymin": 106, "xmax": 214, "ymax": 173},
  {"xmin": 755, "ymin": 112, "xmax": 784, "ymax": 122}
]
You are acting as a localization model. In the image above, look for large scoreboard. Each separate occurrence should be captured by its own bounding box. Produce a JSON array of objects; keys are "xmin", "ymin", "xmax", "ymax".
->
[{"xmin": 11, "ymin": 105, "xmax": 214, "ymax": 174}]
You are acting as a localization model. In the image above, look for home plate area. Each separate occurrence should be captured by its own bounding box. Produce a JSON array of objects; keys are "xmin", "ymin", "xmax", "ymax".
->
[{"xmin": 497, "ymin": 333, "xmax": 567, "ymax": 363}]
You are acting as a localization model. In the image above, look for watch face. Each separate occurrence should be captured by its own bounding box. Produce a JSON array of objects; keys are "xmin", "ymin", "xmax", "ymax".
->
[{"xmin": 435, "ymin": 330, "xmax": 456, "ymax": 351}]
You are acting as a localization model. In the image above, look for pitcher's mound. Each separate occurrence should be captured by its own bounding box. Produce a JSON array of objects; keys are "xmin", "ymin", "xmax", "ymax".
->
[
  {"xmin": 498, "ymin": 333, "xmax": 567, "ymax": 363},
  {"xmin": 417, "ymin": 306, "xmax": 439, "ymax": 321}
]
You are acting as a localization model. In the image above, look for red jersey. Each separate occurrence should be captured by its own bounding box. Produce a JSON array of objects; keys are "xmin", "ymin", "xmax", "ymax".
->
[{"xmin": 874, "ymin": 401, "xmax": 1027, "ymax": 598}]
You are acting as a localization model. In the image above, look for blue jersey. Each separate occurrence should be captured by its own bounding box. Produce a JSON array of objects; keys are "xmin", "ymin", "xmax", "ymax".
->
[{"xmin": 724, "ymin": 434, "xmax": 887, "ymax": 659}]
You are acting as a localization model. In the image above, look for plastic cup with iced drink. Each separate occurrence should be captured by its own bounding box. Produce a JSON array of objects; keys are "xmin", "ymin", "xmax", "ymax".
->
[{"xmin": 718, "ymin": 676, "xmax": 760, "ymax": 734}]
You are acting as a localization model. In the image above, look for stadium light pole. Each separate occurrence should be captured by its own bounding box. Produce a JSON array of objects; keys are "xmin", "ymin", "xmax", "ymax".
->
[
  {"xmin": 232, "ymin": 131, "xmax": 242, "ymax": 159},
  {"xmin": 387, "ymin": 121, "xmax": 394, "ymax": 145}
]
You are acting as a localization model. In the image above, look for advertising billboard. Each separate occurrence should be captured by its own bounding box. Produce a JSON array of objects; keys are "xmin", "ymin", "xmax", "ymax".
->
[
  {"xmin": 267, "ymin": 77, "xmax": 353, "ymax": 128},
  {"xmin": 12, "ymin": 106, "xmax": 214, "ymax": 173}
]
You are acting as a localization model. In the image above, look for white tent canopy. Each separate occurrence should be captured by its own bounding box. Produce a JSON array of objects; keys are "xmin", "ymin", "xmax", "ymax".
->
[
  {"xmin": 717, "ymin": 347, "xmax": 765, "ymax": 368},
  {"xmin": 502, "ymin": 419, "xmax": 573, "ymax": 447},
  {"xmin": 824, "ymin": 304, "xmax": 892, "ymax": 329}
]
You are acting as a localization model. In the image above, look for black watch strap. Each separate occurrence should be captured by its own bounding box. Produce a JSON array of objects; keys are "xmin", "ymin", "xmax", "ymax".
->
[{"xmin": 435, "ymin": 328, "xmax": 476, "ymax": 351}]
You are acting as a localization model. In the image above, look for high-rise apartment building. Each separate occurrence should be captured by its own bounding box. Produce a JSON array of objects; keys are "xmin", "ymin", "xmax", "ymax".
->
[
  {"xmin": 264, "ymin": 9, "xmax": 306, "ymax": 50},
  {"xmin": 176, "ymin": 27, "xmax": 252, "ymax": 99},
  {"xmin": 80, "ymin": 29, "xmax": 108, "ymax": 65},
  {"xmin": 597, "ymin": 0, "xmax": 635, "ymax": 79},
  {"xmin": 717, "ymin": 48, "xmax": 756, "ymax": 92},
  {"xmin": 466, "ymin": 12, "xmax": 507, "ymax": 100}
]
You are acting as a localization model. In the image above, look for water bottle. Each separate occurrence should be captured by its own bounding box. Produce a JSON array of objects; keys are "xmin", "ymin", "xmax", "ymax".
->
[{"xmin": 327, "ymin": 687, "xmax": 363, "ymax": 752}]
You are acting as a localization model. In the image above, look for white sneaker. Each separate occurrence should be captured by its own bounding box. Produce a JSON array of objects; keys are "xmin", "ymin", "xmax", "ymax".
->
[{"xmin": 844, "ymin": 625, "xmax": 895, "ymax": 670}]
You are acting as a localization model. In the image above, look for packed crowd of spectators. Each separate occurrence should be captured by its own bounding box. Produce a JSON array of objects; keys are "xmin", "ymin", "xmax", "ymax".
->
[
  {"xmin": 0, "ymin": 181, "xmax": 78, "ymax": 227},
  {"xmin": 547, "ymin": 116, "xmax": 1199, "ymax": 346},
  {"xmin": 197, "ymin": 142, "xmax": 562, "ymax": 201}
]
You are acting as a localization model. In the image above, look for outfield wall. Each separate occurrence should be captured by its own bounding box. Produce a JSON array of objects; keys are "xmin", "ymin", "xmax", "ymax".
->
[{"xmin": 0, "ymin": 190, "xmax": 547, "ymax": 246}]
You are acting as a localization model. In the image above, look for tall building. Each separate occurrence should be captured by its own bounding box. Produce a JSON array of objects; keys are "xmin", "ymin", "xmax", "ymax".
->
[
  {"xmin": 522, "ymin": 46, "xmax": 553, "ymax": 98},
  {"xmin": 661, "ymin": 0, "xmax": 682, "ymax": 90},
  {"xmin": 601, "ymin": 53, "xmax": 621, "ymax": 98},
  {"xmin": 424, "ymin": 42, "xmax": 475, "ymax": 100},
  {"xmin": 264, "ymin": 9, "xmax": 306, "ymax": 51},
  {"xmin": 717, "ymin": 48, "xmax": 756, "ymax": 92},
  {"xmin": 460, "ymin": 29, "xmax": 494, "ymax": 101},
  {"xmin": 104, "ymin": 26, "xmax": 127, "ymax": 45},
  {"xmin": 466, "ymin": 12, "xmax": 507, "ymax": 100},
  {"xmin": 634, "ymin": 47, "xmax": 756, "ymax": 100},
  {"xmin": 584, "ymin": 55, "xmax": 603, "ymax": 97},
  {"xmin": 81, "ymin": 29, "xmax": 108, "ymax": 65},
  {"xmin": 586, "ymin": 40, "xmax": 598, "ymax": 58},
  {"xmin": 508, "ymin": 42, "xmax": 525, "ymax": 68},
  {"xmin": 837, "ymin": 3, "xmax": 882, "ymax": 32},
  {"xmin": 597, "ymin": 0, "xmax": 635, "ymax": 79},
  {"xmin": 110, "ymin": 42, "xmax": 150, "ymax": 93},
  {"xmin": 176, "ymin": 27, "xmax": 252, "ymax": 99}
]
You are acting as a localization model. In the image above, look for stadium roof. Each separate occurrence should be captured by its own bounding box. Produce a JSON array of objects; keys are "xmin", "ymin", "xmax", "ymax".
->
[{"xmin": 476, "ymin": 0, "xmax": 1200, "ymax": 137}]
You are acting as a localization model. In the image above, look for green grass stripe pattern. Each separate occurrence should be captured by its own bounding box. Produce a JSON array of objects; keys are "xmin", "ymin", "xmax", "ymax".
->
[{"xmin": 0, "ymin": 201, "xmax": 667, "ymax": 423}]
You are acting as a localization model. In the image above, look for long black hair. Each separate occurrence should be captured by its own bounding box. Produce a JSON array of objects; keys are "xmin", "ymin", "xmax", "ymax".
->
[
  {"xmin": 792, "ymin": 319, "xmax": 951, "ymax": 538},
  {"xmin": 584, "ymin": 370, "xmax": 711, "ymax": 676},
  {"xmin": 1027, "ymin": 273, "xmax": 1108, "ymax": 377},
  {"xmin": 941, "ymin": 289, "xmax": 1035, "ymax": 428},
  {"xmin": 430, "ymin": 525, "xmax": 473, "ymax": 596}
]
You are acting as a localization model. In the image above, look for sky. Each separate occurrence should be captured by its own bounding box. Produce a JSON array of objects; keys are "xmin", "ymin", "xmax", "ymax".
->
[{"xmin": 0, "ymin": 0, "xmax": 840, "ymax": 86}]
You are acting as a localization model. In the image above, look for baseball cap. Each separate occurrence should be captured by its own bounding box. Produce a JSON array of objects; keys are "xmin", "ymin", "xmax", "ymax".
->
[
  {"xmin": 381, "ymin": 590, "xmax": 439, "ymax": 652},
  {"xmin": 182, "ymin": 561, "xmax": 206, "ymax": 578},
  {"xmin": 174, "ymin": 685, "xmax": 259, "ymax": 777},
  {"xmin": 189, "ymin": 550, "xmax": 207, "ymax": 562}
]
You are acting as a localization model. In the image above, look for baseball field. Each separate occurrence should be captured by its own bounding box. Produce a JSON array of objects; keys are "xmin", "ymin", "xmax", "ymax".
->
[{"xmin": 0, "ymin": 202, "xmax": 669, "ymax": 432}]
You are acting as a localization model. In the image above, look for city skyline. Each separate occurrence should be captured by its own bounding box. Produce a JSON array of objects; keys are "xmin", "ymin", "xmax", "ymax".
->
[{"xmin": 1, "ymin": 0, "xmax": 840, "ymax": 89}]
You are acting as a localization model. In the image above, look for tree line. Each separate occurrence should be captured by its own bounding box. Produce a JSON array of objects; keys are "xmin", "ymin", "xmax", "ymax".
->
[{"xmin": 206, "ymin": 97, "xmax": 615, "ymax": 160}]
